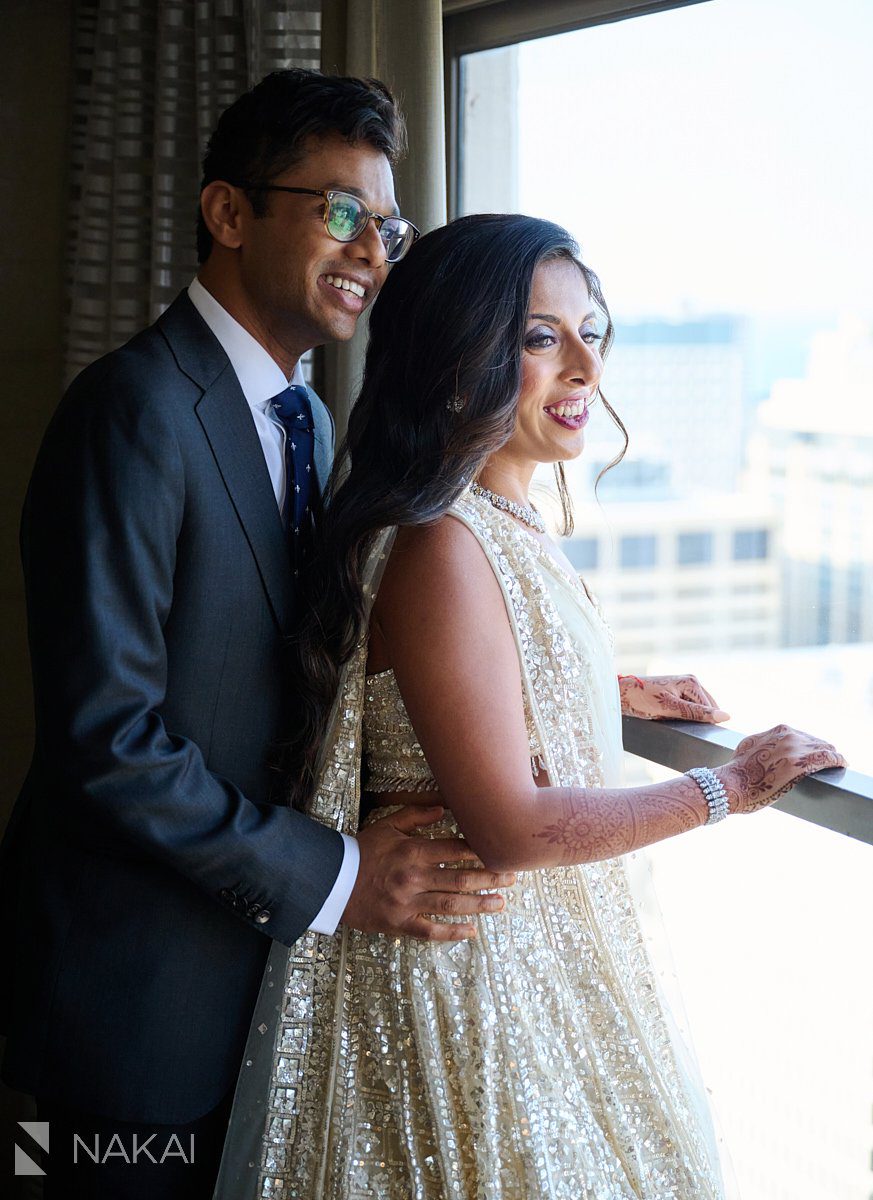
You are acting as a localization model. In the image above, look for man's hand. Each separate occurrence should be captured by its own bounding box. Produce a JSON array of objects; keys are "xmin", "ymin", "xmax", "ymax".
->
[
  {"xmin": 618, "ymin": 673, "xmax": 730, "ymax": 724},
  {"xmin": 342, "ymin": 805, "xmax": 516, "ymax": 941}
]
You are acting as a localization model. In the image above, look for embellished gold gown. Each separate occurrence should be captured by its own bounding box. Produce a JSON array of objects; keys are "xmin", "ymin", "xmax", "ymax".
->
[{"xmin": 214, "ymin": 489, "xmax": 727, "ymax": 1200}]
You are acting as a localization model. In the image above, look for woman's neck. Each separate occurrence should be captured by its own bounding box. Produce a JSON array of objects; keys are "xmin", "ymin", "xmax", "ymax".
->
[{"xmin": 476, "ymin": 457, "xmax": 535, "ymax": 507}]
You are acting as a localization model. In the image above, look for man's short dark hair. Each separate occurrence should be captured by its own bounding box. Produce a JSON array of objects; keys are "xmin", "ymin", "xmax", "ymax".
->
[{"xmin": 197, "ymin": 68, "xmax": 407, "ymax": 263}]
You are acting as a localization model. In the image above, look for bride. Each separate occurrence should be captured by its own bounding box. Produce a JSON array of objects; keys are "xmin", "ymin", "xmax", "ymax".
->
[{"xmin": 215, "ymin": 214, "xmax": 845, "ymax": 1199}]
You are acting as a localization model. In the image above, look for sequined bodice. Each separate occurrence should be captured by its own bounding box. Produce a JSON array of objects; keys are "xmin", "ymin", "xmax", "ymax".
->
[
  {"xmin": 363, "ymin": 669, "xmax": 441, "ymax": 793},
  {"xmin": 363, "ymin": 667, "xmax": 544, "ymax": 793}
]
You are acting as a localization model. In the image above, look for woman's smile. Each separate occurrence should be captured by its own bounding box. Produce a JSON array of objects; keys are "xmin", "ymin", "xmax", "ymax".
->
[{"xmin": 543, "ymin": 395, "xmax": 590, "ymax": 430}]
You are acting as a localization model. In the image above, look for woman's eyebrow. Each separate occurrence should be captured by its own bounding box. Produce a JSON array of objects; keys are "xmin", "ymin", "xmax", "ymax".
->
[{"xmin": 528, "ymin": 311, "xmax": 597, "ymax": 324}]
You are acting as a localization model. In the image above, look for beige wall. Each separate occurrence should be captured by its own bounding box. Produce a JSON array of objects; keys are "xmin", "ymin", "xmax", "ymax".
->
[{"xmin": 0, "ymin": 1, "xmax": 72, "ymax": 832}]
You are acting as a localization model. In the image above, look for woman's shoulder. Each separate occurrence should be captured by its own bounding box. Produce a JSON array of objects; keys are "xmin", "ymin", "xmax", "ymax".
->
[
  {"xmin": 395, "ymin": 511, "xmax": 483, "ymax": 559},
  {"xmin": 377, "ymin": 514, "xmax": 501, "ymax": 614}
]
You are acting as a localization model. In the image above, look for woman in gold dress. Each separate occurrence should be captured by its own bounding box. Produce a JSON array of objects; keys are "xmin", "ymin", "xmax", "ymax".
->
[{"xmin": 215, "ymin": 214, "xmax": 844, "ymax": 1200}]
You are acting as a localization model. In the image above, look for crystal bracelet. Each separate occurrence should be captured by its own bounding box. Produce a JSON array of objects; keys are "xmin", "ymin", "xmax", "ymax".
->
[{"xmin": 685, "ymin": 766, "xmax": 731, "ymax": 825}]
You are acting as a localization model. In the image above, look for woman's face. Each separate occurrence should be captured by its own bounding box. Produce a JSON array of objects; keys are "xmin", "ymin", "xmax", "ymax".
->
[{"xmin": 507, "ymin": 257, "xmax": 604, "ymax": 466}]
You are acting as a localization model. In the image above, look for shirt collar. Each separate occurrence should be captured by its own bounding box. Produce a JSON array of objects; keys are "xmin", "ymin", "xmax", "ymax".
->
[{"xmin": 187, "ymin": 277, "xmax": 307, "ymax": 411}]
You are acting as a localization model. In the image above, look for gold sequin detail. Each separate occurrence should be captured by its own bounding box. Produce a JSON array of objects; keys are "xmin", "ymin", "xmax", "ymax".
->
[
  {"xmin": 363, "ymin": 667, "xmax": 543, "ymax": 792},
  {"xmin": 254, "ymin": 503, "xmax": 725, "ymax": 1199},
  {"xmin": 362, "ymin": 669, "xmax": 441, "ymax": 793}
]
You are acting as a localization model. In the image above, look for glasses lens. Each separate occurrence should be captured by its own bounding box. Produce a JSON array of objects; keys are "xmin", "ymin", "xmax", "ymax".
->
[
  {"xmin": 379, "ymin": 218, "xmax": 415, "ymax": 263},
  {"xmin": 326, "ymin": 193, "xmax": 366, "ymax": 242}
]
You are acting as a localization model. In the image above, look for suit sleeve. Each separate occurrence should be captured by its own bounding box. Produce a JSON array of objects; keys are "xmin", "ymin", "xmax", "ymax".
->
[{"xmin": 21, "ymin": 366, "xmax": 344, "ymax": 948}]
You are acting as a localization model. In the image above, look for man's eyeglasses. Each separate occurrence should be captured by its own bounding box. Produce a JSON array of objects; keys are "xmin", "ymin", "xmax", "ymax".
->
[{"xmin": 236, "ymin": 184, "xmax": 420, "ymax": 264}]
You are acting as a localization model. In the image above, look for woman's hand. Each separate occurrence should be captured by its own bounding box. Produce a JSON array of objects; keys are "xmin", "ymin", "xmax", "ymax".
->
[
  {"xmin": 618, "ymin": 674, "xmax": 730, "ymax": 724},
  {"xmin": 715, "ymin": 725, "xmax": 847, "ymax": 814}
]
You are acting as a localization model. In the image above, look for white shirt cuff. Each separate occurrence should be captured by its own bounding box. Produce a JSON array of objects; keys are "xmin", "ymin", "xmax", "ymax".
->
[{"xmin": 306, "ymin": 833, "xmax": 360, "ymax": 935}]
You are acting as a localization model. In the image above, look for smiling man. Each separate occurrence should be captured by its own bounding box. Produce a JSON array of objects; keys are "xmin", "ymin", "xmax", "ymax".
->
[{"xmin": 0, "ymin": 70, "xmax": 512, "ymax": 1200}]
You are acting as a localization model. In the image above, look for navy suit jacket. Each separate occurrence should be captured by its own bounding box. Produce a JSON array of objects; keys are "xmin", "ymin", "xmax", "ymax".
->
[{"xmin": 0, "ymin": 292, "xmax": 344, "ymax": 1123}]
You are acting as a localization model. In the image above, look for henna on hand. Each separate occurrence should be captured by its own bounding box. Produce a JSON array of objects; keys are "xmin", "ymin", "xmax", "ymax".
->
[
  {"xmin": 719, "ymin": 726, "xmax": 846, "ymax": 815},
  {"xmin": 720, "ymin": 744, "xmax": 785, "ymax": 813},
  {"xmin": 618, "ymin": 674, "xmax": 728, "ymax": 723},
  {"xmin": 651, "ymin": 689, "xmax": 709, "ymax": 721}
]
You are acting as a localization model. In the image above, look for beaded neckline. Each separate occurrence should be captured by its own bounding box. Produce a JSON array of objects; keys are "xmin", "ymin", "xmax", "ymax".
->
[
  {"xmin": 466, "ymin": 484, "xmax": 582, "ymax": 597},
  {"xmin": 470, "ymin": 481, "xmax": 546, "ymax": 535}
]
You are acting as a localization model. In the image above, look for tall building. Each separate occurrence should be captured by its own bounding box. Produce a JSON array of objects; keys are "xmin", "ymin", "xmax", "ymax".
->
[
  {"xmin": 605, "ymin": 316, "xmax": 749, "ymax": 493},
  {"xmin": 744, "ymin": 319, "xmax": 873, "ymax": 646},
  {"xmin": 551, "ymin": 453, "xmax": 781, "ymax": 674}
]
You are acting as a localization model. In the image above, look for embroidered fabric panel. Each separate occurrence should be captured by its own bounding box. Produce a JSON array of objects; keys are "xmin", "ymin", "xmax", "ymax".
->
[
  {"xmin": 254, "ymin": 499, "xmax": 725, "ymax": 1199},
  {"xmin": 362, "ymin": 666, "xmax": 543, "ymax": 793}
]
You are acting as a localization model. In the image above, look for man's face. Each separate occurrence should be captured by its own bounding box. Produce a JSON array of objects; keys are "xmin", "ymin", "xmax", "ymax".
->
[{"xmin": 237, "ymin": 132, "xmax": 398, "ymax": 353}]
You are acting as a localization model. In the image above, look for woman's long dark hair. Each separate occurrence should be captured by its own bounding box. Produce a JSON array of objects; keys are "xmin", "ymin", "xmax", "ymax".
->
[{"xmin": 286, "ymin": 213, "xmax": 625, "ymax": 808}]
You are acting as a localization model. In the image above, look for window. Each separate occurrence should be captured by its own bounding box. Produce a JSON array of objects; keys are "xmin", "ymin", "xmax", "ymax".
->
[
  {"xmin": 563, "ymin": 536, "xmax": 598, "ymax": 570},
  {"xmin": 620, "ymin": 535, "xmax": 657, "ymax": 569},
  {"xmin": 455, "ymin": 0, "xmax": 872, "ymax": 774},
  {"xmin": 453, "ymin": 2, "xmax": 873, "ymax": 1188},
  {"xmin": 733, "ymin": 529, "xmax": 770, "ymax": 561},
  {"xmin": 619, "ymin": 589, "xmax": 658, "ymax": 603},
  {"xmin": 732, "ymin": 582, "xmax": 770, "ymax": 596},
  {"xmin": 676, "ymin": 586, "xmax": 712, "ymax": 599},
  {"xmin": 677, "ymin": 531, "xmax": 713, "ymax": 565}
]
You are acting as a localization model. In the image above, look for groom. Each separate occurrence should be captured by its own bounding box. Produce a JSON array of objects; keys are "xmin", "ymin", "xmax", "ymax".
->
[{"xmin": 0, "ymin": 70, "xmax": 512, "ymax": 1198}]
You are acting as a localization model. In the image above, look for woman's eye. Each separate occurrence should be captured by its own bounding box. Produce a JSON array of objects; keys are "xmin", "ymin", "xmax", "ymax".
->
[
  {"xmin": 525, "ymin": 330, "xmax": 557, "ymax": 349},
  {"xmin": 582, "ymin": 329, "xmax": 603, "ymax": 345}
]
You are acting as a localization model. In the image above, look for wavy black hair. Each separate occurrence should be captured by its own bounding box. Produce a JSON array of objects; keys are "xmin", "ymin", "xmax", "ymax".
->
[{"xmin": 286, "ymin": 213, "xmax": 626, "ymax": 808}]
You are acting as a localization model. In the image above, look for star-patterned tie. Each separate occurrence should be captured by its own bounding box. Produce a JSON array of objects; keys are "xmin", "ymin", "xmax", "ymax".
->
[{"xmin": 268, "ymin": 384, "xmax": 315, "ymax": 576}]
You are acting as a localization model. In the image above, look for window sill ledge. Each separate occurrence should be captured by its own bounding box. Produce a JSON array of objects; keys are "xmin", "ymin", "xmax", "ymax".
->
[{"xmin": 622, "ymin": 716, "xmax": 873, "ymax": 846}]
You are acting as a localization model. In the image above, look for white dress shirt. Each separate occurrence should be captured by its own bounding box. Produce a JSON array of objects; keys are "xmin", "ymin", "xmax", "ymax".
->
[{"xmin": 188, "ymin": 277, "xmax": 359, "ymax": 936}]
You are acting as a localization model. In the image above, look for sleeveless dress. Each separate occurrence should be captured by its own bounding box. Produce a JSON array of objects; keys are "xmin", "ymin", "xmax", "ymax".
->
[{"xmin": 213, "ymin": 489, "xmax": 727, "ymax": 1200}]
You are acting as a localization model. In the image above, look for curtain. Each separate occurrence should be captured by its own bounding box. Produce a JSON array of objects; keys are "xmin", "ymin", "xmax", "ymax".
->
[
  {"xmin": 65, "ymin": 0, "xmax": 321, "ymax": 383},
  {"xmin": 320, "ymin": 0, "xmax": 447, "ymax": 436}
]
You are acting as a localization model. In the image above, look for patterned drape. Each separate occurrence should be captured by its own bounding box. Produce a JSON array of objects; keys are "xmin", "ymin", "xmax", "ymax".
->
[{"xmin": 65, "ymin": 0, "xmax": 321, "ymax": 382}]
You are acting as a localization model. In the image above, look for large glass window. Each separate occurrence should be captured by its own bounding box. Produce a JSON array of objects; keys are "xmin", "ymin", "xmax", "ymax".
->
[
  {"xmin": 458, "ymin": 0, "xmax": 873, "ymax": 776},
  {"xmin": 456, "ymin": 3, "xmax": 873, "ymax": 1194}
]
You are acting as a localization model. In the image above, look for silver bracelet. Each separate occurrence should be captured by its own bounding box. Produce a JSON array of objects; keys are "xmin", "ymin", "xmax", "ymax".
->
[{"xmin": 686, "ymin": 766, "xmax": 731, "ymax": 825}]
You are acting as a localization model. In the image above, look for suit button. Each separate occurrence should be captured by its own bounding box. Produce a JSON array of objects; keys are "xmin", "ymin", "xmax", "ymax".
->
[
  {"xmin": 247, "ymin": 903, "xmax": 261, "ymax": 918},
  {"xmin": 219, "ymin": 888, "xmax": 235, "ymax": 903},
  {"xmin": 255, "ymin": 910, "xmax": 271, "ymax": 924}
]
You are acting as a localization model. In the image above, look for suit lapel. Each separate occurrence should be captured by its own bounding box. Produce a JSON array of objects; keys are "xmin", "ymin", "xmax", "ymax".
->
[
  {"xmin": 196, "ymin": 377, "xmax": 293, "ymax": 633},
  {"xmin": 159, "ymin": 293, "xmax": 293, "ymax": 634}
]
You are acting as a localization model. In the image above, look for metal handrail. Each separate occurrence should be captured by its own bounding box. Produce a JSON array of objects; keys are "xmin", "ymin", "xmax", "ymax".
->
[{"xmin": 622, "ymin": 717, "xmax": 873, "ymax": 847}]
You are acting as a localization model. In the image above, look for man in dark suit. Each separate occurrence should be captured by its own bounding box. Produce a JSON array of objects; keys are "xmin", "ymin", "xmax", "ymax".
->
[{"xmin": 0, "ymin": 69, "xmax": 512, "ymax": 1199}]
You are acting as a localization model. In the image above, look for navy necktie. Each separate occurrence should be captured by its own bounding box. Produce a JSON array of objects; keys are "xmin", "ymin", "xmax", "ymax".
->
[{"xmin": 269, "ymin": 384, "xmax": 315, "ymax": 574}]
